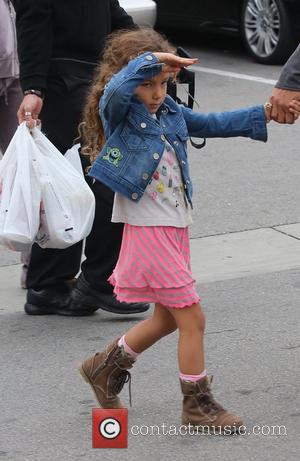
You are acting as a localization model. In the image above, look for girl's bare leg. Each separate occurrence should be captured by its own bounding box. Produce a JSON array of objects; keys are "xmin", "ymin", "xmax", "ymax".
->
[
  {"xmin": 166, "ymin": 302, "xmax": 205, "ymax": 374},
  {"xmin": 124, "ymin": 303, "xmax": 177, "ymax": 353}
]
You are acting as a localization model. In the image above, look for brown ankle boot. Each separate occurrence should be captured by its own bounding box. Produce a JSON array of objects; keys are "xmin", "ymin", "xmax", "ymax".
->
[
  {"xmin": 181, "ymin": 376, "xmax": 243, "ymax": 434},
  {"xmin": 79, "ymin": 338, "xmax": 135, "ymax": 408}
]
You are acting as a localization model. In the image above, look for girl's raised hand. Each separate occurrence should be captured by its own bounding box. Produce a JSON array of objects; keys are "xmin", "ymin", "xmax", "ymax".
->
[{"xmin": 153, "ymin": 52, "xmax": 198, "ymax": 72}]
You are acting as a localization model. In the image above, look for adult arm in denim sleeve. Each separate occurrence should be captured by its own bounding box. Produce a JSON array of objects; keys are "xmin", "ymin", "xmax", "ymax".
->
[
  {"xmin": 181, "ymin": 105, "xmax": 268, "ymax": 142},
  {"xmin": 100, "ymin": 53, "xmax": 163, "ymax": 133}
]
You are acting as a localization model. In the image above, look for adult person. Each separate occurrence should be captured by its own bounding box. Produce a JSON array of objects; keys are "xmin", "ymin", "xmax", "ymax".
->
[
  {"xmin": 15, "ymin": 0, "xmax": 149, "ymax": 316},
  {"xmin": 0, "ymin": 0, "xmax": 22, "ymax": 154},
  {"xmin": 270, "ymin": 44, "xmax": 300, "ymax": 124}
]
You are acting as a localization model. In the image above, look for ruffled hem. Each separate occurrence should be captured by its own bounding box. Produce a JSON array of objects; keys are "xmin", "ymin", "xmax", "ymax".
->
[
  {"xmin": 108, "ymin": 271, "xmax": 196, "ymax": 289},
  {"xmin": 109, "ymin": 280, "xmax": 200, "ymax": 309}
]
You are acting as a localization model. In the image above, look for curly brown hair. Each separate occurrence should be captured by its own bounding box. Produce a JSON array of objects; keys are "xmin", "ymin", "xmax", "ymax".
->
[{"xmin": 79, "ymin": 28, "xmax": 175, "ymax": 164}]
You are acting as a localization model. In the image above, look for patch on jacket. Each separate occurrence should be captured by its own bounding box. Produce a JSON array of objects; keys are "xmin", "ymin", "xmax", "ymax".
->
[{"xmin": 102, "ymin": 147, "xmax": 123, "ymax": 167}]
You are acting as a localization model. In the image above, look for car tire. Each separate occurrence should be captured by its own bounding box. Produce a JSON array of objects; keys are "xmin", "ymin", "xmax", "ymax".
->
[{"xmin": 241, "ymin": 0, "xmax": 297, "ymax": 64}]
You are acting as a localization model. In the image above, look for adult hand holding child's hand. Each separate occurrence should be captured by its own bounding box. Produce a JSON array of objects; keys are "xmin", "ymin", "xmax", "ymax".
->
[{"xmin": 269, "ymin": 88, "xmax": 300, "ymax": 124}]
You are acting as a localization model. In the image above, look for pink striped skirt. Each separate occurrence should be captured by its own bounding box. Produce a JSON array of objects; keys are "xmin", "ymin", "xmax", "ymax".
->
[{"xmin": 108, "ymin": 224, "xmax": 200, "ymax": 309}]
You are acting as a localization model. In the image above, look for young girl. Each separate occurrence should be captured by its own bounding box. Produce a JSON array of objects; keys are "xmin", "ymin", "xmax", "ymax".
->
[{"xmin": 78, "ymin": 29, "xmax": 299, "ymax": 433}]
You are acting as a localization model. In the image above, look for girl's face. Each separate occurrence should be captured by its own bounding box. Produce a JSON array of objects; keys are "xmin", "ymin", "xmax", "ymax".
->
[{"xmin": 135, "ymin": 71, "xmax": 170, "ymax": 114}]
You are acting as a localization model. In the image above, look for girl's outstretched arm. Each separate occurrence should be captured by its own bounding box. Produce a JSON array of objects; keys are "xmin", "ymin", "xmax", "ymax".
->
[{"xmin": 181, "ymin": 105, "xmax": 268, "ymax": 142}]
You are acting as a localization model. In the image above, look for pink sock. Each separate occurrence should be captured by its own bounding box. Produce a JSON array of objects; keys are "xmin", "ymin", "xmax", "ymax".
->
[
  {"xmin": 118, "ymin": 335, "xmax": 140, "ymax": 360},
  {"xmin": 180, "ymin": 369, "xmax": 207, "ymax": 382}
]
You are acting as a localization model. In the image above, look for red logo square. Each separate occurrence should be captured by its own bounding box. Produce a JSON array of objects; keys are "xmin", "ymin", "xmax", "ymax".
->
[{"xmin": 92, "ymin": 408, "xmax": 128, "ymax": 448}]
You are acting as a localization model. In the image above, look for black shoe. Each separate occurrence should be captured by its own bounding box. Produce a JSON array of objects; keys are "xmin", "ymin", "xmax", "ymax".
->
[
  {"xmin": 70, "ymin": 274, "xmax": 150, "ymax": 315},
  {"xmin": 24, "ymin": 287, "xmax": 97, "ymax": 316}
]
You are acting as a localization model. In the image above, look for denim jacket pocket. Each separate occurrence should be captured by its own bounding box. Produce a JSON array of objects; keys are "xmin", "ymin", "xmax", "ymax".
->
[
  {"xmin": 99, "ymin": 143, "xmax": 132, "ymax": 177},
  {"xmin": 121, "ymin": 125, "xmax": 148, "ymax": 150}
]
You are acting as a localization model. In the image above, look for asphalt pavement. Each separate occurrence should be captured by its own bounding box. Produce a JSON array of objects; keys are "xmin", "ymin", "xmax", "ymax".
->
[{"xmin": 0, "ymin": 36, "xmax": 299, "ymax": 461}]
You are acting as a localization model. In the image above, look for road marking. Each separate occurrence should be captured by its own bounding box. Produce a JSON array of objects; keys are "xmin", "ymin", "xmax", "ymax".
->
[{"xmin": 192, "ymin": 65, "xmax": 277, "ymax": 85}]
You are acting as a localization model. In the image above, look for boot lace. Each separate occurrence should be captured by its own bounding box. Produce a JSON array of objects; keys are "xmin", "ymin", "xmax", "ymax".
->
[
  {"xmin": 196, "ymin": 389, "xmax": 224, "ymax": 415},
  {"xmin": 110, "ymin": 369, "xmax": 132, "ymax": 407}
]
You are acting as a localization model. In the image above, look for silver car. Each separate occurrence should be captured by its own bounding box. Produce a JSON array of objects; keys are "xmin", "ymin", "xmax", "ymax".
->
[{"xmin": 120, "ymin": 0, "xmax": 156, "ymax": 27}]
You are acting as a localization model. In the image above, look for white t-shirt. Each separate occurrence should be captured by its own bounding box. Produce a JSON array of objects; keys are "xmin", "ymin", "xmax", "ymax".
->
[{"xmin": 112, "ymin": 139, "xmax": 192, "ymax": 227}]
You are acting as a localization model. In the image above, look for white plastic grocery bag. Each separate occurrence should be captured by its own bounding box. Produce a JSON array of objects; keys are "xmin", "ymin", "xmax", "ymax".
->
[
  {"xmin": 0, "ymin": 123, "xmax": 41, "ymax": 251},
  {"xmin": 64, "ymin": 143, "xmax": 84, "ymax": 175},
  {"xmin": 31, "ymin": 128, "xmax": 95, "ymax": 249}
]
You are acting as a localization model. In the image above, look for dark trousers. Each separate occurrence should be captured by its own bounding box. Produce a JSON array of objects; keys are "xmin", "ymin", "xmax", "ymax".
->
[
  {"xmin": 26, "ymin": 73, "xmax": 123, "ymax": 293},
  {"xmin": 0, "ymin": 78, "xmax": 23, "ymax": 153}
]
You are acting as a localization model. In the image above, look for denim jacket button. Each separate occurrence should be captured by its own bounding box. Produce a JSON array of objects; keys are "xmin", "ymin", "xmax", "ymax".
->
[
  {"xmin": 153, "ymin": 153, "xmax": 160, "ymax": 160},
  {"xmin": 161, "ymin": 135, "xmax": 166, "ymax": 141},
  {"xmin": 146, "ymin": 55, "xmax": 153, "ymax": 61},
  {"xmin": 140, "ymin": 122, "xmax": 147, "ymax": 128},
  {"xmin": 131, "ymin": 192, "xmax": 138, "ymax": 200},
  {"xmin": 182, "ymin": 160, "xmax": 186, "ymax": 165},
  {"xmin": 142, "ymin": 173, "xmax": 149, "ymax": 180},
  {"xmin": 174, "ymin": 141, "xmax": 179, "ymax": 146}
]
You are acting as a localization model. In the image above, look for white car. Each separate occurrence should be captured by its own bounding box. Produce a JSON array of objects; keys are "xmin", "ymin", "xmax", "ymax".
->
[{"xmin": 120, "ymin": 0, "xmax": 156, "ymax": 27}]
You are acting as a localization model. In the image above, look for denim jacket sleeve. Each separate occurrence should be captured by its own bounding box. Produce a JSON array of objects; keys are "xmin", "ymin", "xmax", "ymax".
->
[
  {"xmin": 100, "ymin": 52, "xmax": 163, "ymax": 134},
  {"xmin": 180, "ymin": 105, "xmax": 268, "ymax": 142}
]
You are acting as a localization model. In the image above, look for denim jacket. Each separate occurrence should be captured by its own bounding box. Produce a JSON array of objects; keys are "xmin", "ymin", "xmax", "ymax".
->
[{"xmin": 89, "ymin": 52, "xmax": 268, "ymax": 206}]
